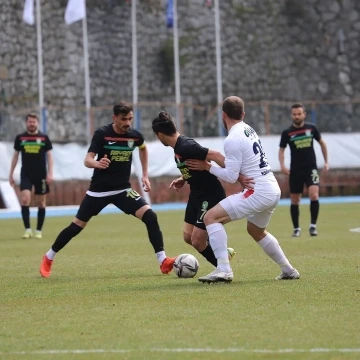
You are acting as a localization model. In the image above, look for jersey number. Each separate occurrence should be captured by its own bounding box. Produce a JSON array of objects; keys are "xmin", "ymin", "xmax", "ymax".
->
[{"xmin": 253, "ymin": 140, "xmax": 268, "ymax": 169}]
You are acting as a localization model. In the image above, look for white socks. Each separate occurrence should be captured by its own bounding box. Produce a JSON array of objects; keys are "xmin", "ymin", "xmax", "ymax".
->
[
  {"xmin": 257, "ymin": 233, "xmax": 293, "ymax": 273},
  {"xmin": 206, "ymin": 223, "xmax": 231, "ymax": 273},
  {"xmin": 46, "ymin": 249, "xmax": 56, "ymax": 260},
  {"xmin": 156, "ymin": 251, "xmax": 166, "ymax": 265}
]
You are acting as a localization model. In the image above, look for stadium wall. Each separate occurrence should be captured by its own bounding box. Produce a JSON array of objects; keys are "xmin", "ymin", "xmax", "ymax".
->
[{"xmin": 1, "ymin": 1, "xmax": 360, "ymax": 141}]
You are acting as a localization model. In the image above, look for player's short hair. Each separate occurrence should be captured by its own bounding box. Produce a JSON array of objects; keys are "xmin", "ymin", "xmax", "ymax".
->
[
  {"xmin": 222, "ymin": 96, "xmax": 244, "ymax": 120},
  {"xmin": 152, "ymin": 111, "xmax": 177, "ymax": 135},
  {"xmin": 291, "ymin": 103, "xmax": 306, "ymax": 112},
  {"xmin": 113, "ymin": 101, "xmax": 133, "ymax": 116},
  {"xmin": 25, "ymin": 113, "xmax": 38, "ymax": 121}
]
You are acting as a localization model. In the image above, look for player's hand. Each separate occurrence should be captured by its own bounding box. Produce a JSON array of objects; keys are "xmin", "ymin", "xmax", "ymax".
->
[
  {"xmin": 169, "ymin": 177, "xmax": 185, "ymax": 191},
  {"xmin": 323, "ymin": 163, "xmax": 329, "ymax": 173},
  {"xmin": 97, "ymin": 154, "xmax": 111, "ymax": 169},
  {"xmin": 46, "ymin": 174, "xmax": 53, "ymax": 184},
  {"xmin": 238, "ymin": 174, "xmax": 255, "ymax": 189},
  {"xmin": 9, "ymin": 176, "xmax": 15, "ymax": 188},
  {"xmin": 281, "ymin": 166, "xmax": 290, "ymax": 175},
  {"xmin": 142, "ymin": 176, "xmax": 151, "ymax": 192},
  {"xmin": 185, "ymin": 159, "xmax": 211, "ymax": 171}
]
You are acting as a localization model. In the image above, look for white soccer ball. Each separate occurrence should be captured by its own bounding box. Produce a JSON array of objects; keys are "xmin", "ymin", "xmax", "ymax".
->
[{"xmin": 173, "ymin": 253, "xmax": 199, "ymax": 278}]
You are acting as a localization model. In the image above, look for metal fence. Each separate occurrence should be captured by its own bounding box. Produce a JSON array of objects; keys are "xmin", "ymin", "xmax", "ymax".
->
[{"xmin": 1, "ymin": 99, "xmax": 360, "ymax": 143}]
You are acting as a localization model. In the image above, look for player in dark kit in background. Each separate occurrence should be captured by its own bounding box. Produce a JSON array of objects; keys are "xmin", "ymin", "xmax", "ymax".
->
[
  {"xmin": 40, "ymin": 102, "xmax": 176, "ymax": 277},
  {"xmin": 152, "ymin": 111, "xmax": 236, "ymax": 268},
  {"xmin": 9, "ymin": 113, "xmax": 53, "ymax": 239},
  {"xmin": 279, "ymin": 103, "xmax": 329, "ymax": 237}
]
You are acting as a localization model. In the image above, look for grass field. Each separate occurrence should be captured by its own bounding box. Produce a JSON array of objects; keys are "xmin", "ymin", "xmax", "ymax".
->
[{"xmin": 0, "ymin": 203, "xmax": 359, "ymax": 360}]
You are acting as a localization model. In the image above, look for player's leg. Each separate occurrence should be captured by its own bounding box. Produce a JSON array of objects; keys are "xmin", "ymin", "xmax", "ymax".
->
[
  {"xmin": 306, "ymin": 169, "xmax": 320, "ymax": 236},
  {"xmin": 184, "ymin": 198, "xmax": 217, "ymax": 266},
  {"xmin": 40, "ymin": 195, "xmax": 107, "ymax": 277},
  {"xmin": 33, "ymin": 178, "xmax": 50, "ymax": 238},
  {"xmin": 246, "ymin": 218, "xmax": 299, "ymax": 280},
  {"xmin": 19, "ymin": 175, "xmax": 33, "ymax": 238},
  {"xmin": 289, "ymin": 172, "xmax": 304, "ymax": 237},
  {"xmin": 112, "ymin": 189, "xmax": 175, "ymax": 274},
  {"xmin": 198, "ymin": 197, "xmax": 236, "ymax": 283}
]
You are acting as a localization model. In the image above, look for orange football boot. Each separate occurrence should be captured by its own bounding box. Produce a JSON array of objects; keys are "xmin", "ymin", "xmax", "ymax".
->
[
  {"xmin": 160, "ymin": 257, "xmax": 176, "ymax": 274},
  {"xmin": 40, "ymin": 255, "xmax": 53, "ymax": 278}
]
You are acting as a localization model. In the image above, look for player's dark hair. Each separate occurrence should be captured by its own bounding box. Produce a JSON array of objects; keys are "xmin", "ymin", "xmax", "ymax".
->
[
  {"xmin": 25, "ymin": 113, "xmax": 38, "ymax": 121},
  {"xmin": 222, "ymin": 97, "xmax": 244, "ymax": 120},
  {"xmin": 291, "ymin": 103, "xmax": 306, "ymax": 112},
  {"xmin": 113, "ymin": 101, "xmax": 133, "ymax": 116},
  {"xmin": 152, "ymin": 111, "xmax": 177, "ymax": 135}
]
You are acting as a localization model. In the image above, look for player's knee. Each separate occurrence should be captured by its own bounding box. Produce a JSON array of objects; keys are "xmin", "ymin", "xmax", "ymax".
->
[
  {"xmin": 20, "ymin": 196, "xmax": 30, "ymax": 206},
  {"xmin": 183, "ymin": 232, "xmax": 192, "ymax": 245},
  {"xmin": 37, "ymin": 199, "xmax": 46, "ymax": 208},
  {"xmin": 141, "ymin": 209, "xmax": 158, "ymax": 225},
  {"xmin": 203, "ymin": 211, "xmax": 215, "ymax": 226},
  {"xmin": 247, "ymin": 222, "xmax": 265, "ymax": 241},
  {"xmin": 290, "ymin": 195, "xmax": 301, "ymax": 205},
  {"xmin": 309, "ymin": 193, "xmax": 319, "ymax": 201}
]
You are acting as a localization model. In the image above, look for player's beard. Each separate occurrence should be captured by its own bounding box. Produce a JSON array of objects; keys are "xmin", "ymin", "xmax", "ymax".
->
[
  {"xmin": 27, "ymin": 125, "xmax": 38, "ymax": 134},
  {"xmin": 293, "ymin": 119, "xmax": 304, "ymax": 127}
]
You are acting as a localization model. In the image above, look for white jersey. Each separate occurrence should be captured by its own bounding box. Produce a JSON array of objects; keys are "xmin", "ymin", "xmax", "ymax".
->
[{"xmin": 210, "ymin": 121, "xmax": 280, "ymax": 193}]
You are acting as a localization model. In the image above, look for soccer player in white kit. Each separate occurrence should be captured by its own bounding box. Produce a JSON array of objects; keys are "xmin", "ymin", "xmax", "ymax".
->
[{"xmin": 186, "ymin": 96, "xmax": 300, "ymax": 283}]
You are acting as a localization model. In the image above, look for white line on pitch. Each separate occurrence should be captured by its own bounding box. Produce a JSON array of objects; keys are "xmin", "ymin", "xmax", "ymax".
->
[{"xmin": 1, "ymin": 348, "xmax": 360, "ymax": 356}]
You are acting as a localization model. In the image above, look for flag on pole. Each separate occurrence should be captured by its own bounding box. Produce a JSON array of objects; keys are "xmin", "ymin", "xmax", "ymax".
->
[
  {"xmin": 65, "ymin": 0, "xmax": 86, "ymax": 25},
  {"xmin": 23, "ymin": 0, "xmax": 35, "ymax": 25},
  {"xmin": 166, "ymin": 0, "xmax": 173, "ymax": 28}
]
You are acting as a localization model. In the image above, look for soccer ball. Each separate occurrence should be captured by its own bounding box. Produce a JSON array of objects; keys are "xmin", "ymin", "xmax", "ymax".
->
[{"xmin": 173, "ymin": 254, "xmax": 199, "ymax": 278}]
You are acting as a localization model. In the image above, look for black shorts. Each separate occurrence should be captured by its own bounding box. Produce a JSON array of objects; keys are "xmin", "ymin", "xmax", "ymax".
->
[
  {"xmin": 289, "ymin": 168, "xmax": 320, "ymax": 194},
  {"xmin": 20, "ymin": 174, "xmax": 49, "ymax": 195},
  {"xmin": 76, "ymin": 188, "xmax": 148, "ymax": 222},
  {"xmin": 184, "ymin": 188, "xmax": 226, "ymax": 230}
]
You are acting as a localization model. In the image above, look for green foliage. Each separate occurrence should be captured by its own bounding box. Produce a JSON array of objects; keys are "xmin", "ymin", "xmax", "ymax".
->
[{"xmin": 1, "ymin": 203, "xmax": 359, "ymax": 360}]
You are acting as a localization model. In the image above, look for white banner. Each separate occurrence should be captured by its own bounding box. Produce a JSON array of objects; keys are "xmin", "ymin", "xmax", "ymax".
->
[{"xmin": 1, "ymin": 132, "xmax": 360, "ymax": 182}]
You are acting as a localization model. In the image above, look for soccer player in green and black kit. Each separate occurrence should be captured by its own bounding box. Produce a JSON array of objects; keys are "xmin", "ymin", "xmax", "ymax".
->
[
  {"xmin": 40, "ymin": 102, "xmax": 176, "ymax": 277},
  {"xmin": 152, "ymin": 111, "xmax": 236, "ymax": 268},
  {"xmin": 9, "ymin": 113, "xmax": 53, "ymax": 239},
  {"xmin": 279, "ymin": 103, "xmax": 329, "ymax": 237}
]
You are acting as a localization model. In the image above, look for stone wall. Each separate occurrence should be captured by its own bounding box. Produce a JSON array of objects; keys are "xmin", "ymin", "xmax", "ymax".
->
[{"xmin": 0, "ymin": 0, "xmax": 360, "ymax": 142}]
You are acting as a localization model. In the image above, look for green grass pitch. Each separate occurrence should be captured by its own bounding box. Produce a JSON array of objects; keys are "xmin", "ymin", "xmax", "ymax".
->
[{"xmin": 0, "ymin": 203, "xmax": 359, "ymax": 360}]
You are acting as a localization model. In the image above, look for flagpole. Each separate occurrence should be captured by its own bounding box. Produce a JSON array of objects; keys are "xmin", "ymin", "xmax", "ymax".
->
[
  {"xmin": 82, "ymin": 10, "xmax": 91, "ymax": 143},
  {"xmin": 131, "ymin": 0, "xmax": 139, "ymax": 130},
  {"xmin": 35, "ymin": 0, "xmax": 45, "ymax": 131},
  {"xmin": 173, "ymin": 0, "xmax": 181, "ymax": 131},
  {"xmin": 214, "ymin": 0, "xmax": 223, "ymax": 136},
  {"xmin": 131, "ymin": 0, "xmax": 151, "ymax": 204}
]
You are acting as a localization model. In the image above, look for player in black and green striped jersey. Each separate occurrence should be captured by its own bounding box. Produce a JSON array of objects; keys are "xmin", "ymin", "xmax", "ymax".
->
[
  {"xmin": 9, "ymin": 113, "xmax": 54, "ymax": 239},
  {"xmin": 40, "ymin": 101, "xmax": 176, "ymax": 278}
]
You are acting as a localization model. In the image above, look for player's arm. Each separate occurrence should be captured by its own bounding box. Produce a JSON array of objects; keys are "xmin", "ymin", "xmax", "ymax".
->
[
  {"xmin": 206, "ymin": 149, "xmax": 225, "ymax": 168},
  {"xmin": 279, "ymin": 130, "xmax": 290, "ymax": 175},
  {"xmin": 138, "ymin": 144, "xmax": 151, "ymax": 192},
  {"xmin": 318, "ymin": 138, "xmax": 329, "ymax": 172},
  {"xmin": 84, "ymin": 152, "xmax": 110, "ymax": 169},
  {"xmin": 8, "ymin": 151, "xmax": 19, "ymax": 187},
  {"xmin": 208, "ymin": 139, "xmax": 242, "ymax": 183},
  {"xmin": 46, "ymin": 150, "xmax": 54, "ymax": 184},
  {"xmin": 278, "ymin": 147, "xmax": 290, "ymax": 175}
]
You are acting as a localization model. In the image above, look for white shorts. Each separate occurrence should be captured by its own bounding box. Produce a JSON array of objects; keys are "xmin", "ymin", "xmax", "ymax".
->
[{"xmin": 219, "ymin": 188, "xmax": 281, "ymax": 228}]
